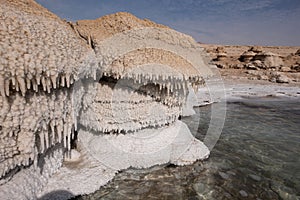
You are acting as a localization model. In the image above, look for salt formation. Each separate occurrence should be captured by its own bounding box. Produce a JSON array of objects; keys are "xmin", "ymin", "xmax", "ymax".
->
[
  {"xmin": 38, "ymin": 121, "xmax": 209, "ymax": 198},
  {"xmin": 0, "ymin": 1, "xmax": 214, "ymax": 199},
  {"xmin": 0, "ymin": 0, "xmax": 95, "ymax": 183}
]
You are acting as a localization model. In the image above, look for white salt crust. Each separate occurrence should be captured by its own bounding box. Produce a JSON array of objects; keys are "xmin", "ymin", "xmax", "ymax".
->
[{"xmin": 0, "ymin": 1, "xmax": 214, "ymax": 199}]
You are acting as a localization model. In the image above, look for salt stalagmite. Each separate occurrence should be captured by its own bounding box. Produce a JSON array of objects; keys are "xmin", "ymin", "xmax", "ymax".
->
[{"xmin": 0, "ymin": 1, "xmax": 214, "ymax": 199}]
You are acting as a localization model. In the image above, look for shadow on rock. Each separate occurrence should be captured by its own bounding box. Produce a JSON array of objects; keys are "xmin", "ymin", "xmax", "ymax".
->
[{"xmin": 38, "ymin": 190, "xmax": 74, "ymax": 200}]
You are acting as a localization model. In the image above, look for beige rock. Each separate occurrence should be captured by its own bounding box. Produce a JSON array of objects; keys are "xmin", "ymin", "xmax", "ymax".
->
[
  {"xmin": 74, "ymin": 12, "xmax": 213, "ymax": 82},
  {"xmin": 240, "ymin": 51, "xmax": 256, "ymax": 62},
  {"xmin": 216, "ymin": 52, "xmax": 228, "ymax": 61},
  {"xmin": 253, "ymin": 52, "xmax": 283, "ymax": 68},
  {"xmin": 280, "ymin": 66, "xmax": 291, "ymax": 72},
  {"xmin": 291, "ymin": 65, "xmax": 300, "ymax": 72},
  {"xmin": 289, "ymin": 73, "xmax": 300, "ymax": 82},
  {"xmin": 249, "ymin": 46, "xmax": 263, "ymax": 53},
  {"xmin": 74, "ymin": 12, "xmax": 168, "ymax": 44},
  {"xmin": 200, "ymin": 44, "xmax": 300, "ymax": 84},
  {"xmin": 276, "ymin": 74, "xmax": 290, "ymax": 83},
  {"xmin": 233, "ymin": 63, "xmax": 245, "ymax": 69},
  {"xmin": 216, "ymin": 46, "xmax": 226, "ymax": 53},
  {"xmin": 258, "ymin": 74, "xmax": 269, "ymax": 81},
  {"xmin": 246, "ymin": 64, "xmax": 259, "ymax": 70},
  {"xmin": 270, "ymin": 72, "xmax": 290, "ymax": 83},
  {"xmin": 252, "ymin": 60, "xmax": 264, "ymax": 69}
]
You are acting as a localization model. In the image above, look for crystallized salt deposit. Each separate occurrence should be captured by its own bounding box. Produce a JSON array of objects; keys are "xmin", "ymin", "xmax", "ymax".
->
[{"xmin": 0, "ymin": 1, "xmax": 214, "ymax": 199}]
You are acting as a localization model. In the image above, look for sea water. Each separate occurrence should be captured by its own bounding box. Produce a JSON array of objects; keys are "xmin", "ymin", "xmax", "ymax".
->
[{"xmin": 75, "ymin": 98, "xmax": 300, "ymax": 200}]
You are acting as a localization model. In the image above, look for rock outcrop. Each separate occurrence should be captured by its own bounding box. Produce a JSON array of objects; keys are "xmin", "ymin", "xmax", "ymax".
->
[
  {"xmin": 240, "ymin": 50, "xmax": 256, "ymax": 62},
  {"xmin": 253, "ymin": 51, "xmax": 283, "ymax": 68},
  {"xmin": 202, "ymin": 44, "xmax": 300, "ymax": 84},
  {"xmin": 0, "ymin": 1, "xmax": 214, "ymax": 199}
]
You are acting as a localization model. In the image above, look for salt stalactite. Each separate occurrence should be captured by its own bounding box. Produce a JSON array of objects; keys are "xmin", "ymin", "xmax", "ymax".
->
[
  {"xmin": 1, "ymin": 2, "xmax": 214, "ymax": 199},
  {"xmin": 80, "ymin": 75, "xmax": 186, "ymax": 134},
  {"xmin": 50, "ymin": 120, "xmax": 55, "ymax": 145},
  {"xmin": 57, "ymin": 120, "xmax": 63, "ymax": 143},
  {"xmin": 40, "ymin": 131, "xmax": 45, "ymax": 153}
]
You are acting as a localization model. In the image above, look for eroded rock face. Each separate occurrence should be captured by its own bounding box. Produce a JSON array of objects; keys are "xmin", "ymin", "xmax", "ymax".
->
[
  {"xmin": 0, "ymin": 1, "xmax": 213, "ymax": 199},
  {"xmin": 73, "ymin": 12, "xmax": 168, "ymax": 44},
  {"xmin": 239, "ymin": 51, "xmax": 256, "ymax": 62},
  {"xmin": 253, "ymin": 52, "xmax": 283, "ymax": 68},
  {"xmin": 202, "ymin": 44, "xmax": 300, "ymax": 84}
]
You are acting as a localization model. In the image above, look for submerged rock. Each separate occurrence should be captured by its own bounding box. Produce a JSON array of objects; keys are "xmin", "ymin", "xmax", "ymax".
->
[
  {"xmin": 239, "ymin": 190, "xmax": 248, "ymax": 197},
  {"xmin": 249, "ymin": 174, "xmax": 261, "ymax": 181},
  {"xmin": 218, "ymin": 171, "xmax": 230, "ymax": 180}
]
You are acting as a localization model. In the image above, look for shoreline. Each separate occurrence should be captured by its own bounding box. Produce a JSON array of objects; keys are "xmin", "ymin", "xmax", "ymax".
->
[
  {"xmin": 73, "ymin": 91, "xmax": 300, "ymax": 200},
  {"xmin": 224, "ymin": 79, "xmax": 300, "ymax": 100},
  {"xmin": 197, "ymin": 77, "xmax": 300, "ymax": 106}
]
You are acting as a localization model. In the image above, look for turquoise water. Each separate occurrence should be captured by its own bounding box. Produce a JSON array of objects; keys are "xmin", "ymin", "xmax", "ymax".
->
[{"xmin": 75, "ymin": 98, "xmax": 300, "ymax": 200}]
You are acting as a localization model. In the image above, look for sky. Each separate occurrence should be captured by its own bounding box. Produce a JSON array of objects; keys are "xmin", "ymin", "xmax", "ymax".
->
[{"xmin": 36, "ymin": 0, "xmax": 300, "ymax": 46}]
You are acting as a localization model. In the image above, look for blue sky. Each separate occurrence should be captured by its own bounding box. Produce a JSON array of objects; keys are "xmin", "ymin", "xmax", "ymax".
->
[{"xmin": 36, "ymin": 0, "xmax": 300, "ymax": 46}]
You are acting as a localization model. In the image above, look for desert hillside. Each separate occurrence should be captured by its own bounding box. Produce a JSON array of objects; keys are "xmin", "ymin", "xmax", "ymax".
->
[{"xmin": 201, "ymin": 44, "xmax": 300, "ymax": 85}]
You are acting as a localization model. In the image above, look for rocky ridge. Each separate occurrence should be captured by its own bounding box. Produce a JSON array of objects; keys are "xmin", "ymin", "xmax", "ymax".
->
[{"xmin": 202, "ymin": 44, "xmax": 300, "ymax": 85}]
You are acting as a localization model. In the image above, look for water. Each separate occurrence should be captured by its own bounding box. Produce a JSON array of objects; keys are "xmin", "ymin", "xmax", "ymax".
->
[{"xmin": 75, "ymin": 97, "xmax": 300, "ymax": 200}]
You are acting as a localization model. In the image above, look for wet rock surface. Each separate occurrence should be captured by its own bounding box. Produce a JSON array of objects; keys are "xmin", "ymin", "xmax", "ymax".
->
[{"xmin": 75, "ymin": 99, "xmax": 300, "ymax": 200}]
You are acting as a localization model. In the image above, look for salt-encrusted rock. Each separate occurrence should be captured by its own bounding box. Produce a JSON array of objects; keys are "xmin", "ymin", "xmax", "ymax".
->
[
  {"xmin": 0, "ymin": 1, "xmax": 214, "ymax": 199},
  {"xmin": 0, "ymin": 0, "xmax": 96, "ymax": 97},
  {"xmin": 0, "ymin": 0, "xmax": 96, "ymax": 186},
  {"xmin": 73, "ymin": 12, "xmax": 213, "ymax": 81}
]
